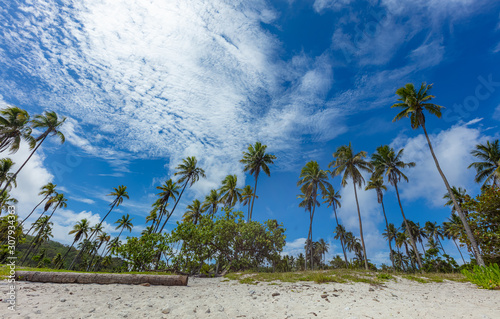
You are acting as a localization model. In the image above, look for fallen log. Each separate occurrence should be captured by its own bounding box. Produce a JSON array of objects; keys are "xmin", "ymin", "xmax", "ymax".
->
[{"xmin": 15, "ymin": 271, "xmax": 188, "ymax": 286}]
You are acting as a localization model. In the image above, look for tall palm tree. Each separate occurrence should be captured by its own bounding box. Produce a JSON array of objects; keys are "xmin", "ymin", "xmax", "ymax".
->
[
  {"xmin": 423, "ymin": 221, "xmax": 446, "ymax": 254},
  {"xmin": 0, "ymin": 111, "xmax": 66, "ymax": 196},
  {"xmin": 334, "ymin": 224, "xmax": 349, "ymax": 266},
  {"xmin": 202, "ymin": 189, "xmax": 220, "ymax": 218},
  {"xmin": 21, "ymin": 183, "xmax": 57, "ymax": 228},
  {"xmin": 329, "ymin": 143, "xmax": 372, "ymax": 270},
  {"xmin": 152, "ymin": 179, "xmax": 179, "ymax": 233},
  {"xmin": 58, "ymin": 219, "xmax": 90, "ymax": 269},
  {"xmin": 468, "ymin": 140, "xmax": 500, "ymax": 188},
  {"xmin": 0, "ymin": 106, "xmax": 35, "ymax": 153},
  {"xmin": 298, "ymin": 192, "xmax": 317, "ymax": 270},
  {"xmin": 322, "ymin": 185, "xmax": 348, "ymax": 268},
  {"xmin": 316, "ymin": 238, "xmax": 329, "ymax": 268},
  {"xmin": 115, "ymin": 214, "xmax": 134, "ymax": 237},
  {"xmin": 88, "ymin": 232, "xmax": 111, "ymax": 271},
  {"xmin": 182, "ymin": 199, "xmax": 203, "ymax": 225},
  {"xmin": 365, "ymin": 174, "xmax": 395, "ymax": 269},
  {"xmin": 241, "ymin": 185, "xmax": 255, "ymax": 219},
  {"xmin": 69, "ymin": 185, "xmax": 129, "ymax": 270},
  {"xmin": 158, "ymin": 156, "xmax": 205, "ymax": 233},
  {"xmin": 391, "ymin": 82, "xmax": 484, "ymax": 266},
  {"xmin": 371, "ymin": 145, "xmax": 422, "ymax": 269},
  {"xmin": 443, "ymin": 214, "xmax": 466, "ymax": 264},
  {"xmin": 240, "ymin": 142, "xmax": 276, "ymax": 221},
  {"xmin": 297, "ymin": 161, "xmax": 331, "ymax": 270},
  {"xmin": 0, "ymin": 158, "xmax": 17, "ymax": 191},
  {"xmin": 220, "ymin": 175, "xmax": 242, "ymax": 208}
]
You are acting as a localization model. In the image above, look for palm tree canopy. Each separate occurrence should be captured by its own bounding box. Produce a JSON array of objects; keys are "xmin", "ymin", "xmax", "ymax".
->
[
  {"xmin": 0, "ymin": 158, "xmax": 17, "ymax": 190},
  {"xmin": 365, "ymin": 174, "xmax": 387, "ymax": 204},
  {"xmin": 220, "ymin": 174, "xmax": 242, "ymax": 207},
  {"xmin": 183, "ymin": 199, "xmax": 203, "ymax": 224},
  {"xmin": 39, "ymin": 183, "xmax": 57, "ymax": 197},
  {"xmin": 322, "ymin": 184, "xmax": 341, "ymax": 209},
  {"xmin": 108, "ymin": 185, "xmax": 129, "ymax": 207},
  {"xmin": 174, "ymin": 156, "xmax": 206, "ymax": 186},
  {"xmin": 115, "ymin": 214, "xmax": 134, "ymax": 232},
  {"xmin": 156, "ymin": 179, "xmax": 180, "ymax": 205},
  {"xmin": 329, "ymin": 143, "xmax": 372, "ymax": 187},
  {"xmin": 297, "ymin": 161, "xmax": 331, "ymax": 198},
  {"xmin": 468, "ymin": 140, "xmax": 500, "ymax": 187},
  {"xmin": 241, "ymin": 185, "xmax": 256, "ymax": 206},
  {"xmin": 371, "ymin": 145, "xmax": 415, "ymax": 186},
  {"xmin": 240, "ymin": 142, "xmax": 276, "ymax": 179},
  {"xmin": 31, "ymin": 111, "xmax": 66, "ymax": 143},
  {"xmin": 202, "ymin": 189, "xmax": 220, "ymax": 216},
  {"xmin": 0, "ymin": 106, "xmax": 35, "ymax": 153},
  {"xmin": 391, "ymin": 82, "xmax": 443, "ymax": 129},
  {"xmin": 69, "ymin": 219, "xmax": 90, "ymax": 242}
]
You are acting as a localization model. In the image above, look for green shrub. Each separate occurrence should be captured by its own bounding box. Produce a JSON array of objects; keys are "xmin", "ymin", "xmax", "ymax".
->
[{"xmin": 461, "ymin": 263, "xmax": 500, "ymax": 289}]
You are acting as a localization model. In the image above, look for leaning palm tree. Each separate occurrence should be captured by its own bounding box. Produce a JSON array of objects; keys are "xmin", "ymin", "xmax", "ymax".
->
[
  {"xmin": 0, "ymin": 106, "xmax": 35, "ymax": 153},
  {"xmin": 365, "ymin": 174, "xmax": 395, "ymax": 269},
  {"xmin": 329, "ymin": 143, "xmax": 372, "ymax": 270},
  {"xmin": 297, "ymin": 161, "xmax": 331, "ymax": 270},
  {"xmin": 240, "ymin": 185, "xmax": 255, "ymax": 219},
  {"xmin": 443, "ymin": 214, "xmax": 466, "ymax": 264},
  {"xmin": 391, "ymin": 82, "xmax": 484, "ymax": 266},
  {"xmin": 371, "ymin": 145, "xmax": 422, "ymax": 269},
  {"xmin": 0, "ymin": 158, "xmax": 17, "ymax": 191},
  {"xmin": 152, "ymin": 179, "xmax": 179, "ymax": 233},
  {"xmin": 468, "ymin": 140, "xmax": 500, "ymax": 188},
  {"xmin": 240, "ymin": 142, "xmax": 276, "ymax": 221},
  {"xmin": 220, "ymin": 175, "xmax": 243, "ymax": 208},
  {"xmin": 182, "ymin": 199, "xmax": 203, "ymax": 225},
  {"xmin": 424, "ymin": 221, "xmax": 446, "ymax": 254},
  {"xmin": 19, "ymin": 183, "xmax": 57, "ymax": 229},
  {"xmin": 69, "ymin": 185, "xmax": 129, "ymax": 270},
  {"xmin": 115, "ymin": 214, "xmax": 134, "ymax": 238},
  {"xmin": 58, "ymin": 218, "xmax": 90, "ymax": 269},
  {"xmin": 202, "ymin": 189, "xmax": 220, "ymax": 218},
  {"xmin": 0, "ymin": 111, "xmax": 66, "ymax": 196},
  {"xmin": 322, "ymin": 185, "xmax": 348, "ymax": 268},
  {"xmin": 158, "ymin": 156, "xmax": 205, "ymax": 233}
]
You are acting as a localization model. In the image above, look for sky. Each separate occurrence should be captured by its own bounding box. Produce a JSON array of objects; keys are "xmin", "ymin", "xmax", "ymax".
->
[{"xmin": 1, "ymin": 0, "xmax": 500, "ymax": 266}]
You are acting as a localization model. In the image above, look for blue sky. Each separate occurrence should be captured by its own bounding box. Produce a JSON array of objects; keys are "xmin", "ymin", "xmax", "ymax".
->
[{"xmin": 1, "ymin": 0, "xmax": 500, "ymax": 265}]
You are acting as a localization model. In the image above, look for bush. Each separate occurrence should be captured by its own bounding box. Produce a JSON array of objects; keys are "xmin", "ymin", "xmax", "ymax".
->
[{"xmin": 461, "ymin": 263, "xmax": 500, "ymax": 289}]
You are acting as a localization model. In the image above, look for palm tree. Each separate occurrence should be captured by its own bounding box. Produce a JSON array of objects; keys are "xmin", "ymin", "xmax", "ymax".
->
[
  {"xmin": 0, "ymin": 191, "xmax": 18, "ymax": 214},
  {"xmin": 58, "ymin": 219, "xmax": 90, "ymax": 269},
  {"xmin": 20, "ymin": 183, "xmax": 57, "ymax": 228},
  {"xmin": 220, "ymin": 175, "xmax": 242, "ymax": 208},
  {"xmin": 424, "ymin": 221, "xmax": 446, "ymax": 254},
  {"xmin": 316, "ymin": 238, "xmax": 329, "ymax": 268},
  {"xmin": 443, "ymin": 214, "xmax": 466, "ymax": 264},
  {"xmin": 240, "ymin": 142, "xmax": 276, "ymax": 221},
  {"xmin": 468, "ymin": 140, "xmax": 500, "ymax": 188},
  {"xmin": 241, "ymin": 185, "xmax": 255, "ymax": 219},
  {"xmin": 158, "ymin": 156, "xmax": 205, "ymax": 233},
  {"xmin": 391, "ymin": 82, "xmax": 484, "ymax": 266},
  {"xmin": 334, "ymin": 224, "xmax": 349, "ymax": 266},
  {"xmin": 89, "ymin": 232, "xmax": 111, "ymax": 271},
  {"xmin": 182, "ymin": 199, "xmax": 203, "ymax": 225},
  {"xmin": 0, "ymin": 111, "xmax": 66, "ymax": 196},
  {"xmin": 0, "ymin": 158, "xmax": 17, "ymax": 191},
  {"xmin": 22, "ymin": 217, "xmax": 53, "ymax": 265},
  {"xmin": 329, "ymin": 143, "xmax": 372, "ymax": 270},
  {"xmin": 365, "ymin": 174, "xmax": 395, "ymax": 269},
  {"xmin": 69, "ymin": 185, "xmax": 129, "ymax": 270},
  {"xmin": 322, "ymin": 185, "xmax": 348, "ymax": 268},
  {"xmin": 202, "ymin": 189, "xmax": 220, "ymax": 218},
  {"xmin": 298, "ymin": 192, "xmax": 318, "ymax": 270},
  {"xmin": 115, "ymin": 214, "xmax": 134, "ymax": 237},
  {"xmin": 0, "ymin": 106, "xmax": 35, "ymax": 153},
  {"xmin": 443, "ymin": 186, "xmax": 469, "ymax": 214},
  {"xmin": 297, "ymin": 161, "xmax": 331, "ymax": 270},
  {"xmin": 152, "ymin": 179, "xmax": 179, "ymax": 233},
  {"xmin": 371, "ymin": 145, "xmax": 422, "ymax": 269}
]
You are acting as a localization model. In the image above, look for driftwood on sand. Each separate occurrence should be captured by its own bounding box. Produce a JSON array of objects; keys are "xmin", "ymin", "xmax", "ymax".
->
[{"xmin": 15, "ymin": 271, "xmax": 188, "ymax": 286}]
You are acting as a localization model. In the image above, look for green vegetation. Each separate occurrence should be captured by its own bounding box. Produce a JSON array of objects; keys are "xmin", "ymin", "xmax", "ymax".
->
[{"xmin": 462, "ymin": 264, "xmax": 500, "ymax": 289}]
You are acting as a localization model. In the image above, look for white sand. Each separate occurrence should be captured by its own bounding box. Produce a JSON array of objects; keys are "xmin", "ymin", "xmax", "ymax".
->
[{"xmin": 1, "ymin": 276, "xmax": 499, "ymax": 318}]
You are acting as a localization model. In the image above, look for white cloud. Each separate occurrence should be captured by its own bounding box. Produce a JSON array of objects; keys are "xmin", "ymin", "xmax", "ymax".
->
[
  {"xmin": 313, "ymin": 0, "xmax": 353, "ymax": 13},
  {"xmin": 493, "ymin": 42, "xmax": 500, "ymax": 53},
  {"xmin": 493, "ymin": 105, "xmax": 500, "ymax": 120},
  {"xmin": 391, "ymin": 122, "xmax": 487, "ymax": 206}
]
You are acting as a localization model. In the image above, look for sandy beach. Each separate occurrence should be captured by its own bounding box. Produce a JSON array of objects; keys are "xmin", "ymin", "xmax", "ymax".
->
[{"xmin": 1, "ymin": 276, "xmax": 498, "ymax": 319}]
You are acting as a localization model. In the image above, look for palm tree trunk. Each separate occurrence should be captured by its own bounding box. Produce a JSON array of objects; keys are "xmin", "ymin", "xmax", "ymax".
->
[
  {"xmin": 453, "ymin": 239, "xmax": 466, "ymax": 264},
  {"xmin": 394, "ymin": 183, "xmax": 423, "ymax": 270},
  {"xmin": 21, "ymin": 195, "xmax": 49, "ymax": 227},
  {"xmin": 0, "ymin": 135, "xmax": 48, "ymax": 196},
  {"xmin": 353, "ymin": 183, "xmax": 369, "ymax": 270},
  {"xmin": 69, "ymin": 203, "xmax": 116, "ymax": 270},
  {"xmin": 305, "ymin": 210, "xmax": 312, "ymax": 271},
  {"xmin": 24, "ymin": 209, "xmax": 49, "ymax": 236},
  {"xmin": 58, "ymin": 239, "xmax": 78, "ymax": 269},
  {"xmin": 158, "ymin": 179, "xmax": 189, "ymax": 234},
  {"xmin": 249, "ymin": 174, "xmax": 259, "ymax": 222},
  {"xmin": 22, "ymin": 204, "xmax": 58, "ymax": 265},
  {"xmin": 333, "ymin": 206, "xmax": 349, "ymax": 268},
  {"xmin": 420, "ymin": 241, "xmax": 426, "ymax": 255},
  {"xmin": 437, "ymin": 237, "xmax": 447, "ymax": 255},
  {"xmin": 380, "ymin": 200, "xmax": 396, "ymax": 269},
  {"xmin": 421, "ymin": 124, "xmax": 485, "ymax": 266},
  {"xmin": 310, "ymin": 204, "xmax": 316, "ymax": 270}
]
